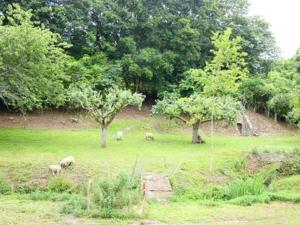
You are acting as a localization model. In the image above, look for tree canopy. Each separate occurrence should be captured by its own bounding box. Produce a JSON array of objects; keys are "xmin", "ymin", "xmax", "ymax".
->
[
  {"xmin": 0, "ymin": 0, "xmax": 277, "ymax": 96},
  {"xmin": 0, "ymin": 4, "xmax": 70, "ymax": 114},
  {"xmin": 69, "ymin": 86, "xmax": 144, "ymax": 147},
  {"xmin": 153, "ymin": 28, "xmax": 247, "ymax": 143}
]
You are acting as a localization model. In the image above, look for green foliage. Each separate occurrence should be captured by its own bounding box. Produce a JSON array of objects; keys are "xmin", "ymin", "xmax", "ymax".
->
[
  {"xmin": 69, "ymin": 86, "xmax": 144, "ymax": 126},
  {"xmin": 223, "ymin": 176, "xmax": 265, "ymax": 199},
  {"xmin": 69, "ymin": 85, "xmax": 144, "ymax": 147},
  {"xmin": 153, "ymin": 94, "xmax": 242, "ymax": 126},
  {"xmin": 229, "ymin": 194, "xmax": 271, "ymax": 206},
  {"xmin": 47, "ymin": 176, "xmax": 74, "ymax": 193},
  {"xmin": 238, "ymin": 76, "xmax": 272, "ymax": 112},
  {"xmin": 205, "ymin": 28, "xmax": 249, "ymax": 96},
  {"xmin": 15, "ymin": 183, "xmax": 39, "ymax": 194},
  {"xmin": 0, "ymin": 0, "xmax": 276, "ymax": 96},
  {"xmin": 0, "ymin": 4, "xmax": 70, "ymax": 113},
  {"xmin": 277, "ymin": 159, "xmax": 300, "ymax": 176},
  {"xmin": 31, "ymin": 192, "xmax": 73, "ymax": 201},
  {"xmin": 268, "ymin": 192, "xmax": 300, "ymax": 203},
  {"xmin": 92, "ymin": 173, "xmax": 141, "ymax": 211},
  {"xmin": 0, "ymin": 179, "xmax": 10, "ymax": 194},
  {"xmin": 153, "ymin": 29, "xmax": 247, "ymax": 143},
  {"xmin": 271, "ymin": 176, "xmax": 300, "ymax": 193},
  {"xmin": 60, "ymin": 173, "xmax": 141, "ymax": 219},
  {"xmin": 61, "ymin": 195, "xmax": 88, "ymax": 217}
]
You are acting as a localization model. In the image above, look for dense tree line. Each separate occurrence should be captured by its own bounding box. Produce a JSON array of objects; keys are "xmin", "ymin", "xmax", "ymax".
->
[
  {"xmin": 0, "ymin": 2, "xmax": 299, "ymax": 128},
  {"xmin": 0, "ymin": 0, "xmax": 275, "ymax": 94}
]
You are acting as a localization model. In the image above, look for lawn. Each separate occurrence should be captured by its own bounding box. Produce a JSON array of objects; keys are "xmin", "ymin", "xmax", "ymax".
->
[{"xmin": 0, "ymin": 118, "xmax": 300, "ymax": 224}]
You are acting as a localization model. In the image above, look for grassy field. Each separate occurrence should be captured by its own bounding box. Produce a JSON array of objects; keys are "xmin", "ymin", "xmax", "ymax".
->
[{"xmin": 0, "ymin": 118, "xmax": 300, "ymax": 224}]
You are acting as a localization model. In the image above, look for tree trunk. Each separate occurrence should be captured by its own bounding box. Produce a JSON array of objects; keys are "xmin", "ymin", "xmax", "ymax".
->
[
  {"xmin": 192, "ymin": 122, "xmax": 203, "ymax": 144},
  {"xmin": 101, "ymin": 127, "xmax": 107, "ymax": 148}
]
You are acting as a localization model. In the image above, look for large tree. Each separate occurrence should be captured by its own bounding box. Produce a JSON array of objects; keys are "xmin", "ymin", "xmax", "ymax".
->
[
  {"xmin": 0, "ymin": 0, "xmax": 277, "ymax": 96},
  {"xmin": 0, "ymin": 4, "xmax": 70, "ymax": 114},
  {"xmin": 153, "ymin": 28, "xmax": 248, "ymax": 143},
  {"xmin": 69, "ymin": 86, "xmax": 144, "ymax": 148},
  {"xmin": 153, "ymin": 94, "xmax": 241, "ymax": 143}
]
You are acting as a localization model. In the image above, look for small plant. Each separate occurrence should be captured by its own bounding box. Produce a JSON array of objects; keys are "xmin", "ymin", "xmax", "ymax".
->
[
  {"xmin": 60, "ymin": 172, "xmax": 141, "ymax": 219},
  {"xmin": 224, "ymin": 176, "xmax": 265, "ymax": 200},
  {"xmin": 251, "ymin": 148, "xmax": 259, "ymax": 157},
  {"xmin": 0, "ymin": 179, "xmax": 11, "ymax": 194},
  {"xmin": 61, "ymin": 195, "xmax": 88, "ymax": 216},
  {"xmin": 233, "ymin": 158, "xmax": 247, "ymax": 173},
  {"xmin": 93, "ymin": 173, "xmax": 141, "ymax": 211},
  {"xmin": 277, "ymin": 159, "xmax": 300, "ymax": 176},
  {"xmin": 47, "ymin": 176, "xmax": 74, "ymax": 193},
  {"xmin": 15, "ymin": 183, "xmax": 39, "ymax": 194}
]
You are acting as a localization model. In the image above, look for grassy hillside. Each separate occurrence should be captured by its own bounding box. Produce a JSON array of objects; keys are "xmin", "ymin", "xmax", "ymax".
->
[{"xmin": 0, "ymin": 118, "xmax": 299, "ymax": 224}]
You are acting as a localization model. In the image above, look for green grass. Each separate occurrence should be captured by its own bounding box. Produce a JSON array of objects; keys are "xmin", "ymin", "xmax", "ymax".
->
[
  {"xmin": 0, "ymin": 118, "xmax": 300, "ymax": 224},
  {"xmin": 271, "ymin": 175, "xmax": 300, "ymax": 193}
]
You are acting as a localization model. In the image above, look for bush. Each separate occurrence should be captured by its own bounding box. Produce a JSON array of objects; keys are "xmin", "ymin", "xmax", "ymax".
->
[
  {"xmin": 60, "ymin": 172, "xmax": 141, "ymax": 219},
  {"xmin": 93, "ymin": 173, "xmax": 141, "ymax": 211},
  {"xmin": 61, "ymin": 195, "xmax": 88, "ymax": 217},
  {"xmin": 47, "ymin": 176, "xmax": 74, "ymax": 193},
  {"xmin": 0, "ymin": 179, "xmax": 11, "ymax": 194},
  {"xmin": 277, "ymin": 159, "xmax": 300, "ymax": 176},
  {"xmin": 15, "ymin": 183, "xmax": 39, "ymax": 194},
  {"xmin": 224, "ymin": 176, "xmax": 265, "ymax": 200}
]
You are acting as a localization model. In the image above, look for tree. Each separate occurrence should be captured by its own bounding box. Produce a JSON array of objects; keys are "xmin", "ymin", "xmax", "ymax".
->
[
  {"xmin": 0, "ymin": 4, "xmax": 70, "ymax": 115},
  {"xmin": 0, "ymin": 0, "xmax": 277, "ymax": 97},
  {"xmin": 69, "ymin": 86, "xmax": 144, "ymax": 148},
  {"xmin": 153, "ymin": 93, "xmax": 241, "ymax": 143},
  {"xmin": 153, "ymin": 28, "xmax": 248, "ymax": 143}
]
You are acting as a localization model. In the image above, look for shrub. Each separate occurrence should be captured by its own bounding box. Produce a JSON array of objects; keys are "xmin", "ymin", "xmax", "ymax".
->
[
  {"xmin": 224, "ymin": 176, "xmax": 265, "ymax": 200},
  {"xmin": 277, "ymin": 159, "xmax": 300, "ymax": 176},
  {"xmin": 47, "ymin": 176, "xmax": 74, "ymax": 193},
  {"xmin": 61, "ymin": 195, "xmax": 88, "ymax": 217},
  {"xmin": 15, "ymin": 183, "xmax": 39, "ymax": 194},
  {"xmin": 93, "ymin": 173, "xmax": 140, "ymax": 211},
  {"xmin": 60, "ymin": 172, "xmax": 141, "ymax": 219},
  {"xmin": 0, "ymin": 179, "xmax": 11, "ymax": 194}
]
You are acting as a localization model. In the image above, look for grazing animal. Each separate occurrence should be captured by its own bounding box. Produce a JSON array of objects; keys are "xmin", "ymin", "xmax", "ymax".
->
[
  {"xmin": 49, "ymin": 165, "xmax": 61, "ymax": 175},
  {"xmin": 145, "ymin": 132, "xmax": 154, "ymax": 141},
  {"xmin": 60, "ymin": 156, "xmax": 75, "ymax": 168},
  {"xmin": 116, "ymin": 131, "xmax": 123, "ymax": 141}
]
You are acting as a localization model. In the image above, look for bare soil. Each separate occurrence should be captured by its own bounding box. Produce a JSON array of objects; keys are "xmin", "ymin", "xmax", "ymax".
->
[{"xmin": 0, "ymin": 107, "xmax": 297, "ymax": 135}]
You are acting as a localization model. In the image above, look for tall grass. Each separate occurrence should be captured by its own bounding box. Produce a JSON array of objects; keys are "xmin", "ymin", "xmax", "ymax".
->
[{"xmin": 224, "ymin": 176, "xmax": 265, "ymax": 199}]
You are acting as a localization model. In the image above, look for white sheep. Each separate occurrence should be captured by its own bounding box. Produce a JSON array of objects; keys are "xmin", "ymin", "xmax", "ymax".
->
[
  {"xmin": 49, "ymin": 165, "xmax": 61, "ymax": 175},
  {"xmin": 60, "ymin": 156, "xmax": 75, "ymax": 168},
  {"xmin": 145, "ymin": 132, "xmax": 154, "ymax": 141},
  {"xmin": 116, "ymin": 131, "xmax": 123, "ymax": 141}
]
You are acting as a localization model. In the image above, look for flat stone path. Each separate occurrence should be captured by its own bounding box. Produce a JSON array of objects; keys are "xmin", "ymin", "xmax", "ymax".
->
[{"xmin": 142, "ymin": 172, "xmax": 173, "ymax": 202}]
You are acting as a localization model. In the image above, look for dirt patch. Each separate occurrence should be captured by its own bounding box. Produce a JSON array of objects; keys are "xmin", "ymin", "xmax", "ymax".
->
[
  {"xmin": 0, "ymin": 106, "xmax": 150, "ymax": 129},
  {"xmin": 245, "ymin": 151, "xmax": 297, "ymax": 173},
  {"xmin": 0, "ymin": 108, "xmax": 297, "ymax": 135}
]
